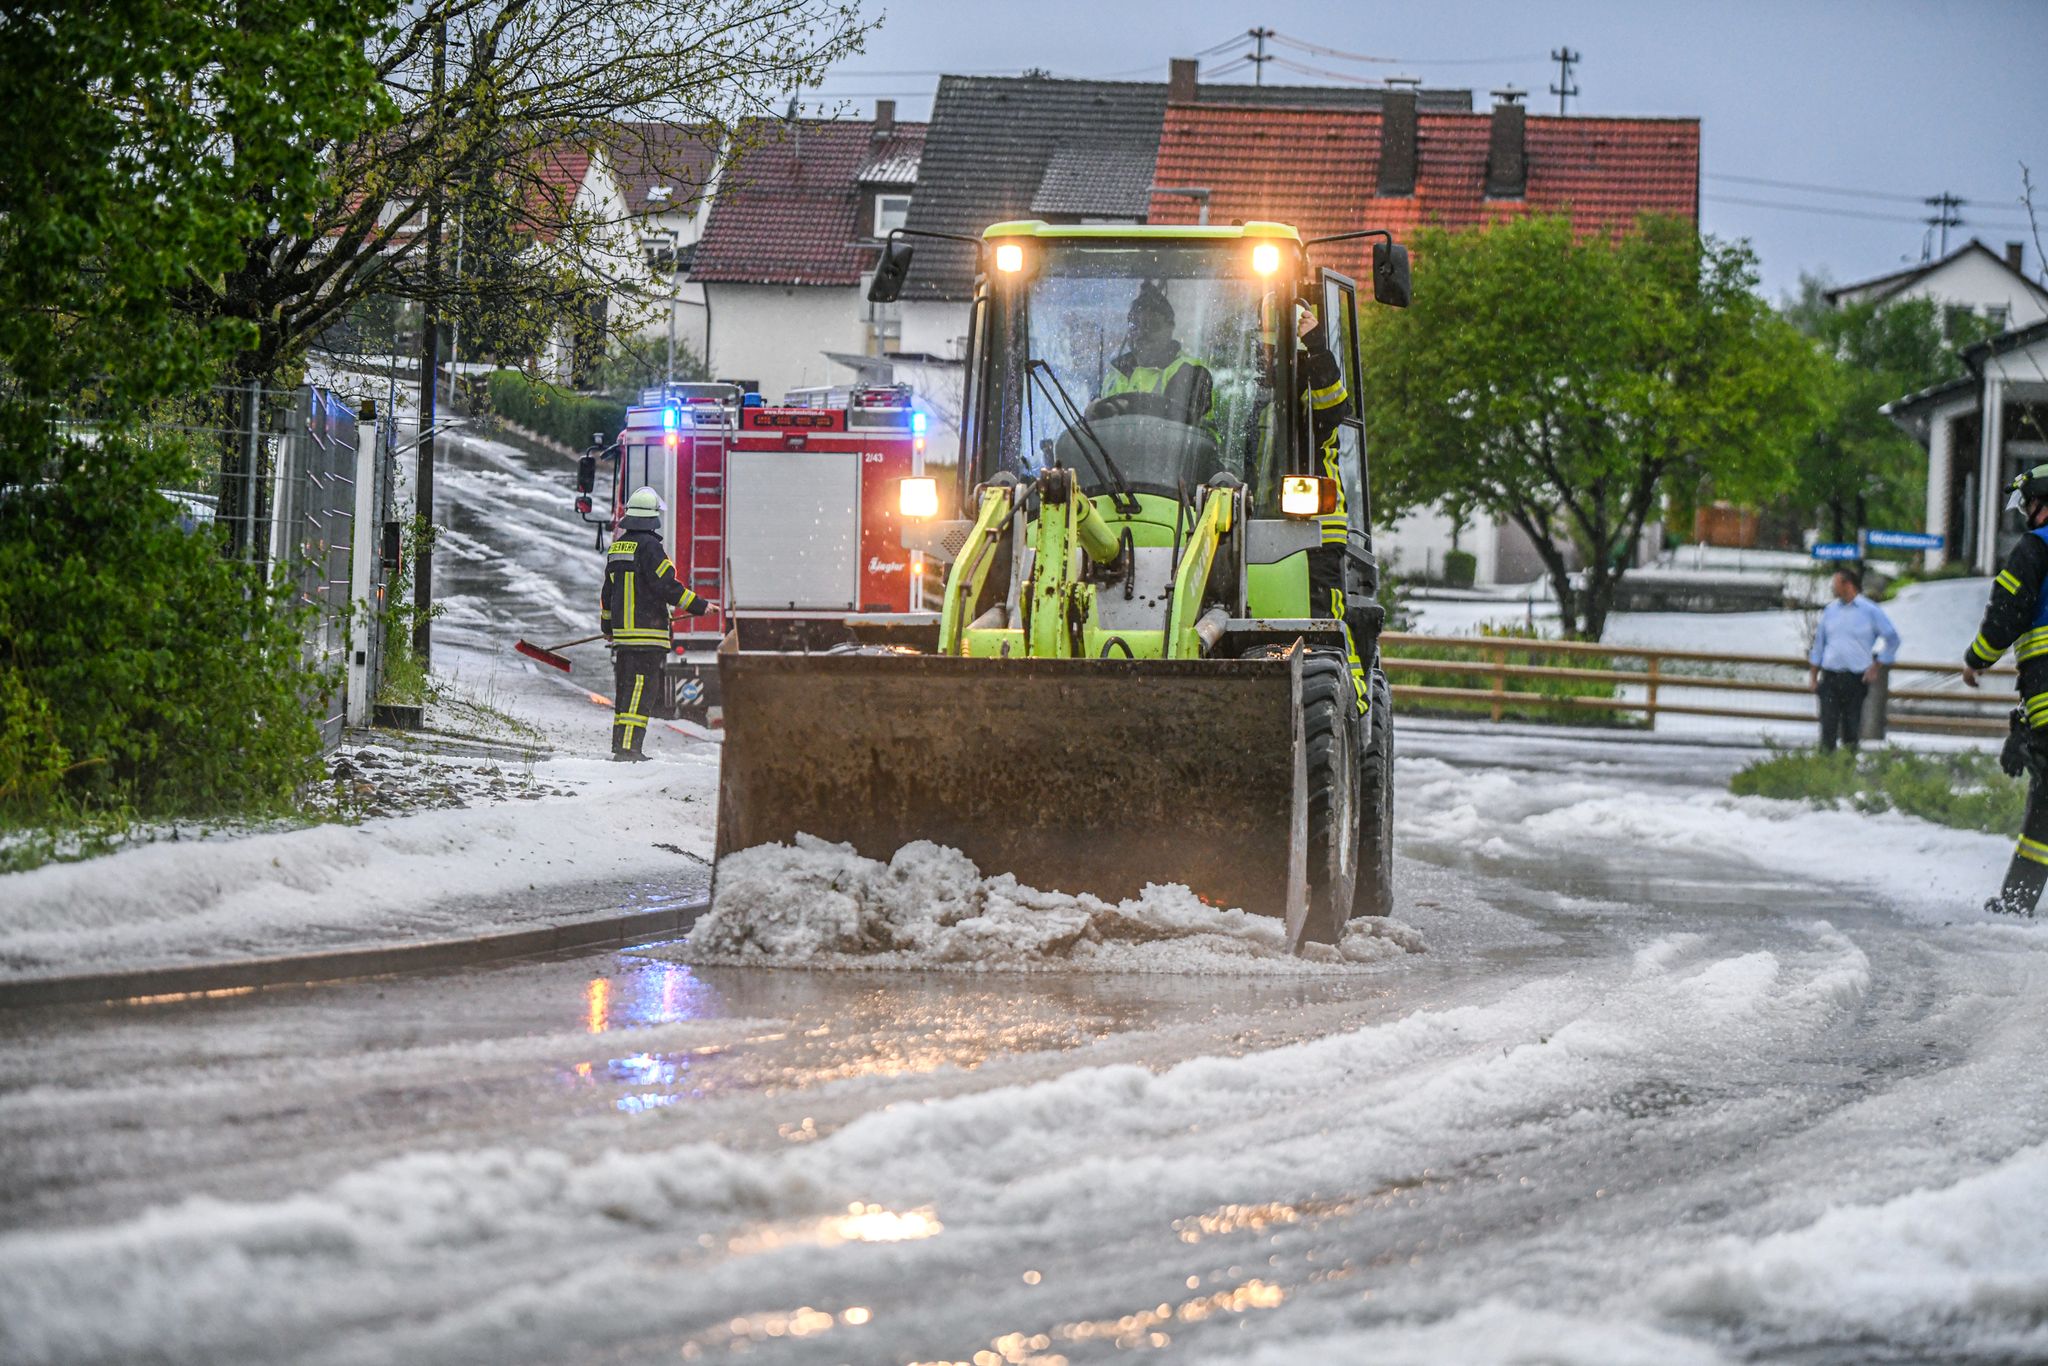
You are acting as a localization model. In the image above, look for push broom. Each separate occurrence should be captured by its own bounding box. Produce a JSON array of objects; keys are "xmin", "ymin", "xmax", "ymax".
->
[{"xmin": 513, "ymin": 633, "xmax": 606, "ymax": 673}]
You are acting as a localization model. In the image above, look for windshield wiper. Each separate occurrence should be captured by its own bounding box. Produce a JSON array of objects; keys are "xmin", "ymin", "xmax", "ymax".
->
[{"xmin": 1026, "ymin": 359, "xmax": 1141, "ymax": 515}]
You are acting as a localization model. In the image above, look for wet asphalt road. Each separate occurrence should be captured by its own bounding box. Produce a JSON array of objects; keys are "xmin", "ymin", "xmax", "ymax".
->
[{"xmin": 1, "ymin": 424, "xmax": 2041, "ymax": 1364}]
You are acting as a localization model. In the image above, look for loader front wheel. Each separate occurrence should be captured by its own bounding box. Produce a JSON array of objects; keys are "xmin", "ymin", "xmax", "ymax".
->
[{"xmin": 1298, "ymin": 650, "xmax": 1359, "ymax": 945}]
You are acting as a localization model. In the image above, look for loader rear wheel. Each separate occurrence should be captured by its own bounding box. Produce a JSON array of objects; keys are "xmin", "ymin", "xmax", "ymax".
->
[
  {"xmin": 1354, "ymin": 666, "xmax": 1395, "ymax": 919},
  {"xmin": 1298, "ymin": 650, "xmax": 1358, "ymax": 946}
]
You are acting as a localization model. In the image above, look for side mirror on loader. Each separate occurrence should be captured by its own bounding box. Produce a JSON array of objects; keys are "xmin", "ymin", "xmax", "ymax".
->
[
  {"xmin": 868, "ymin": 239, "xmax": 915, "ymax": 303},
  {"xmin": 1372, "ymin": 242, "xmax": 1412, "ymax": 308},
  {"xmin": 575, "ymin": 451, "xmax": 597, "ymax": 496}
]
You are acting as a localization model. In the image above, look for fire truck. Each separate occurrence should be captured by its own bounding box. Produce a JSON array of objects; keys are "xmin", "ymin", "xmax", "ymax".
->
[{"xmin": 574, "ymin": 382, "xmax": 932, "ymax": 723}]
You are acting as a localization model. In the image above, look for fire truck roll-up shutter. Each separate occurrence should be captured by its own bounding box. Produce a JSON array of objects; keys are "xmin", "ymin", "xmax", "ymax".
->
[{"xmin": 726, "ymin": 450, "xmax": 862, "ymax": 611}]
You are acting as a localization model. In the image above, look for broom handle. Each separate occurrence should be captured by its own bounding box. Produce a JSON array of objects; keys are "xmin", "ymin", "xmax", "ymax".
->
[{"xmin": 547, "ymin": 633, "xmax": 609, "ymax": 651}]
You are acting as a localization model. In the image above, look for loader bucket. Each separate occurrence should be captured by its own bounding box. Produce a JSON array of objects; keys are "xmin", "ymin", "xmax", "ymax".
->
[{"xmin": 715, "ymin": 646, "xmax": 1311, "ymax": 943}]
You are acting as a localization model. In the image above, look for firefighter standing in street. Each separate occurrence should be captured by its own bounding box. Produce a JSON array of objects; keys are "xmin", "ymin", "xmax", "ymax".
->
[
  {"xmin": 1965, "ymin": 464, "xmax": 2048, "ymax": 914},
  {"xmin": 600, "ymin": 486, "xmax": 710, "ymax": 760}
]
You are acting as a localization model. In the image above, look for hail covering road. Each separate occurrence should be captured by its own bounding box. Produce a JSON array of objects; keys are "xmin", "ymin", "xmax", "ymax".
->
[{"xmin": 0, "ymin": 426, "xmax": 2042, "ymax": 1365}]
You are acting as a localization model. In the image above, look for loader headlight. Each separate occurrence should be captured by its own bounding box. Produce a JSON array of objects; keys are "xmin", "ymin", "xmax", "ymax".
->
[
  {"xmin": 1251, "ymin": 242, "xmax": 1281, "ymax": 276},
  {"xmin": 1281, "ymin": 476, "xmax": 1338, "ymax": 518},
  {"xmin": 899, "ymin": 477, "xmax": 939, "ymax": 519},
  {"xmin": 994, "ymin": 242, "xmax": 1024, "ymax": 273}
]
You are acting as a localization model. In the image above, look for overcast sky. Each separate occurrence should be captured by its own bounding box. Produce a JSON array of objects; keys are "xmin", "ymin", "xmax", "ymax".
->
[{"xmin": 798, "ymin": 0, "xmax": 2048, "ymax": 300}]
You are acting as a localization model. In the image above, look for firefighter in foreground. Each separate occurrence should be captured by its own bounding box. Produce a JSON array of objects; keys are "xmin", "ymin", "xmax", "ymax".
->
[
  {"xmin": 1966, "ymin": 465, "xmax": 2048, "ymax": 914},
  {"xmin": 600, "ymin": 486, "xmax": 710, "ymax": 760}
]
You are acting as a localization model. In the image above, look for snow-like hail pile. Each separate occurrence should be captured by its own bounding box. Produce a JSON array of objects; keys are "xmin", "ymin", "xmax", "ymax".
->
[{"xmin": 687, "ymin": 836, "xmax": 1422, "ymax": 971}]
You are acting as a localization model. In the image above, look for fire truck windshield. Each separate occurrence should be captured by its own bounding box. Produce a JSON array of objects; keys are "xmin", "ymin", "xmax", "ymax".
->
[{"xmin": 980, "ymin": 240, "xmax": 1293, "ymax": 510}]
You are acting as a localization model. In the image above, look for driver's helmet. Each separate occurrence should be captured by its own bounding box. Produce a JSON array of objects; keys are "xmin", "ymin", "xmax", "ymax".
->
[{"xmin": 1127, "ymin": 280, "xmax": 1175, "ymax": 330}]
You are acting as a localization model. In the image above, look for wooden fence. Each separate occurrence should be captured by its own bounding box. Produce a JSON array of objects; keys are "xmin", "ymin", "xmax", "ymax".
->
[{"xmin": 1380, "ymin": 632, "xmax": 2010, "ymax": 738}]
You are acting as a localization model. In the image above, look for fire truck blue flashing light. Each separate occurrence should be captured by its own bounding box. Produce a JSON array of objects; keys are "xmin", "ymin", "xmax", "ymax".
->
[
  {"xmin": 912, "ymin": 410, "xmax": 927, "ymax": 434},
  {"xmin": 662, "ymin": 405, "xmax": 679, "ymax": 430}
]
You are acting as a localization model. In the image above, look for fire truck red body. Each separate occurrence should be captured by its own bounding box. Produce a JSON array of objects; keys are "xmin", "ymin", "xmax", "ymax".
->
[{"xmin": 594, "ymin": 384, "xmax": 928, "ymax": 722}]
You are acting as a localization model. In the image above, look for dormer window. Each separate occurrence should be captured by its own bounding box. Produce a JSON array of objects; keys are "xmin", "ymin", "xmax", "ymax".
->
[
  {"xmin": 873, "ymin": 193, "xmax": 910, "ymax": 239},
  {"xmin": 648, "ymin": 185, "xmax": 674, "ymax": 204}
]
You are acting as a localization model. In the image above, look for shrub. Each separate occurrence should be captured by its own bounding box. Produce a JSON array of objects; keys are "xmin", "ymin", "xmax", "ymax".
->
[
  {"xmin": 1730, "ymin": 744, "xmax": 2022, "ymax": 835},
  {"xmin": 0, "ymin": 428, "xmax": 321, "ymax": 828},
  {"xmin": 486, "ymin": 369, "xmax": 628, "ymax": 451},
  {"xmin": 1443, "ymin": 548, "xmax": 1477, "ymax": 589}
]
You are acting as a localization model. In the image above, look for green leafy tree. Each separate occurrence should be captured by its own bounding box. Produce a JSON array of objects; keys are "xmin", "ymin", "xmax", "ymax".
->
[
  {"xmin": 185, "ymin": 1, "xmax": 872, "ymax": 385},
  {"xmin": 1360, "ymin": 215, "xmax": 1824, "ymax": 640},
  {"xmin": 1780, "ymin": 277, "xmax": 2000, "ymax": 541},
  {"xmin": 0, "ymin": 2, "xmax": 389, "ymax": 823}
]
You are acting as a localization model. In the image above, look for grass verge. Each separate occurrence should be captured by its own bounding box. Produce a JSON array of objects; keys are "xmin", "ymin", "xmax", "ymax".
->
[{"xmin": 1730, "ymin": 743, "xmax": 2022, "ymax": 836}]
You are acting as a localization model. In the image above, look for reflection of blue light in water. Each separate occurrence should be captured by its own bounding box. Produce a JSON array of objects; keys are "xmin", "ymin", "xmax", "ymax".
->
[
  {"xmin": 607, "ymin": 1051, "xmax": 689, "ymax": 1086},
  {"xmin": 617, "ymin": 1092, "xmax": 682, "ymax": 1114},
  {"xmin": 612, "ymin": 960, "xmax": 714, "ymax": 1026}
]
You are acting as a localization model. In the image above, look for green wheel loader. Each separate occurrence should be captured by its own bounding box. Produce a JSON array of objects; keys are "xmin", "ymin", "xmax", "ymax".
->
[{"xmin": 714, "ymin": 220, "xmax": 1410, "ymax": 950}]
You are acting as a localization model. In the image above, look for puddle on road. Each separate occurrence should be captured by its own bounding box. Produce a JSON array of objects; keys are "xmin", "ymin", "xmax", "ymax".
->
[{"xmin": 554, "ymin": 948, "xmax": 1398, "ymax": 1116}]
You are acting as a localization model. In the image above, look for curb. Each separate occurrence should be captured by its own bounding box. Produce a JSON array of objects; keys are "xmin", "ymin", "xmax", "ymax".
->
[{"xmin": 0, "ymin": 898, "xmax": 709, "ymax": 1011}]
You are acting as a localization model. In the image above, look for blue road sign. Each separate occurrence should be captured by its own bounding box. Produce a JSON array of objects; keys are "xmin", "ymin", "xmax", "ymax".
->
[
  {"xmin": 1865, "ymin": 529, "xmax": 1944, "ymax": 551},
  {"xmin": 1811, "ymin": 542, "xmax": 1860, "ymax": 560}
]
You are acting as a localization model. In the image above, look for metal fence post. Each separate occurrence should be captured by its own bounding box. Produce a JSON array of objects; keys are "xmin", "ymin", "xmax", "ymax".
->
[
  {"xmin": 346, "ymin": 399, "xmax": 380, "ymax": 729},
  {"xmin": 1863, "ymin": 666, "xmax": 1889, "ymax": 742}
]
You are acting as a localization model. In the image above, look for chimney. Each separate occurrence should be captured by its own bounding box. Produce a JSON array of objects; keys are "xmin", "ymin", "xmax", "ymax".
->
[
  {"xmin": 1485, "ymin": 87, "xmax": 1527, "ymax": 199},
  {"xmin": 873, "ymin": 99, "xmax": 895, "ymax": 133},
  {"xmin": 1168, "ymin": 57, "xmax": 1198, "ymax": 105},
  {"xmin": 2008, "ymin": 240, "xmax": 2026, "ymax": 273},
  {"xmin": 1377, "ymin": 87, "xmax": 1418, "ymax": 197}
]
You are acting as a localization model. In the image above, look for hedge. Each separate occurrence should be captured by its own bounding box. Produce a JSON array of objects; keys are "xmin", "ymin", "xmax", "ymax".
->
[{"xmin": 486, "ymin": 370, "xmax": 628, "ymax": 451}]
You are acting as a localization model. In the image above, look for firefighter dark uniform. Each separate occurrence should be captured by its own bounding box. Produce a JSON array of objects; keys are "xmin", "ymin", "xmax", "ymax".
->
[
  {"xmin": 600, "ymin": 488, "xmax": 707, "ymax": 760},
  {"xmin": 1969, "ymin": 469, "xmax": 2048, "ymax": 913},
  {"xmin": 1300, "ymin": 308, "xmax": 1367, "ymax": 714}
]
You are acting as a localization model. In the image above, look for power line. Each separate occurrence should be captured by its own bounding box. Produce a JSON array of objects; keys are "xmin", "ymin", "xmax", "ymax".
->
[
  {"xmin": 1266, "ymin": 54, "xmax": 1378, "ymax": 85},
  {"xmin": 1267, "ymin": 31, "xmax": 1545, "ymax": 66},
  {"xmin": 1705, "ymin": 172, "xmax": 1946, "ymax": 205},
  {"xmin": 1701, "ymin": 192, "xmax": 2030, "ymax": 229}
]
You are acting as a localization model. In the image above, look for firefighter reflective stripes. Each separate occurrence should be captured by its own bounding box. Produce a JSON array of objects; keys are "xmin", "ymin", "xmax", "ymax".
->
[
  {"xmin": 1318, "ymin": 433, "xmax": 1347, "ymax": 546},
  {"xmin": 1309, "ymin": 376, "xmax": 1348, "ymax": 411},
  {"xmin": 2019, "ymin": 835, "xmax": 2048, "ymax": 867},
  {"xmin": 2020, "ymin": 627, "xmax": 2048, "ymax": 662},
  {"xmin": 1999, "ymin": 570, "xmax": 2024, "ymax": 595},
  {"xmin": 1970, "ymin": 632, "xmax": 2001, "ymax": 667},
  {"xmin": 2026, "ymin": 693, "xmax": 2048, "ymax": 730}
]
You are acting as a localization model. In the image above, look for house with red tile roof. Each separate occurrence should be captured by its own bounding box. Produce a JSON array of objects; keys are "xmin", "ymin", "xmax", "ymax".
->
[
  {"xmin": 1144, "ymin": 89, "xmax": 1701, "ymax": 585},
  {"xmin": 686, "ymin": 105, "xmax": 926, "ymax": 403},
  {"xmin": 1146, "ymin": 91, "xmax": 1699, "ymax": 277}
]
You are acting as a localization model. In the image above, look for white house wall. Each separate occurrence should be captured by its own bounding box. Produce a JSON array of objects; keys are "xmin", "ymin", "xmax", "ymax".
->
[
  {"xmin": 704, "ymin": 284, "xmax": 866, "ymax": 403},
  {"xmin": 1880, "ymin": 252, "xmax": 2048, "ymax": 328}
]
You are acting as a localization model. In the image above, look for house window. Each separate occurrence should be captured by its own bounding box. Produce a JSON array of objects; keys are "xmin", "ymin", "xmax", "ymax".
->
[{"xmin": 873, "ymin": 193, "xmax": 910, "ymax": 239}]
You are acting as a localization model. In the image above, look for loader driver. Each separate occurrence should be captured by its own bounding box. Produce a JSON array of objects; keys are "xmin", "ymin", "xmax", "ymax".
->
[
  {"xmin": 1090, "ymin": 280, "xmax": 1217, "ymax": 438},
  {"xmin": 600, "ymin": 486, "xmax": 711, "ymax": 761}
]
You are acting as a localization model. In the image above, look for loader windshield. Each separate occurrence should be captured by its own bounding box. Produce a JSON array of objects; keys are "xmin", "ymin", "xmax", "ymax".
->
[{"xmin": 980, "ymin": 239, "xmax": 1289, "ymax": 508}]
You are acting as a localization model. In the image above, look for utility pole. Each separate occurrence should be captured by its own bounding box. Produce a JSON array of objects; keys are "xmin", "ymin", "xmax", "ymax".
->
[
  {"xmin": 1247, "ymin": 26, "xmax": 1274, "ymax": 85},
  {"xmin": 1549, "ymin": 46, "xmax": 1580, "ymax": 114},
  {"xmin": 414, "ymin": 21, "xmax": 445, "ymax": 665},
  {"xmin": 1924, "ymin": 192, "xmax": 1964, "ymax": 257}
]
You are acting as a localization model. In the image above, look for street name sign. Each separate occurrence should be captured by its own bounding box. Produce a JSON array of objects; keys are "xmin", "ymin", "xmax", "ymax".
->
[
  {"xmin": 1865, "ymin": 529, "xmax": 1944, "ymax": 551},
  {"xmin": 1811, "ymin": 543, "xmax": 1859, "ymax": 561}
]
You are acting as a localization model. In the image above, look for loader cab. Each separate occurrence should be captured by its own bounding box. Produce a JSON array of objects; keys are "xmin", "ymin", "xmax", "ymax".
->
[{"xmin": 959, "ymin": 223, "xmax": 1369, "ymax": 532}]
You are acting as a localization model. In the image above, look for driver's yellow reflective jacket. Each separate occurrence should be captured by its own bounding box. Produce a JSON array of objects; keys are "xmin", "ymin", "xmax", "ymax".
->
[{"xmin": 1099, "ymin": 351, "xmax": 1219, "ymax": 440}]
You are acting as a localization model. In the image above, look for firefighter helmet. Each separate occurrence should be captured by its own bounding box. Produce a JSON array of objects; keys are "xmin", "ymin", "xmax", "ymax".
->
[
  {"xmin": 624, "ymin": 486, "xmax": 665, "ymax": 526},
  {"xmin": 2007, "ymin": 464, "xmax": 2048, "ymax": 514}
]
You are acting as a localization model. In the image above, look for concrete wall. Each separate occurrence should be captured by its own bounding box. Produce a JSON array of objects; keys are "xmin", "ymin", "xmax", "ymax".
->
[{"xmin": 702, "ymin": 284, "xmax": 867, "ymax": 403}]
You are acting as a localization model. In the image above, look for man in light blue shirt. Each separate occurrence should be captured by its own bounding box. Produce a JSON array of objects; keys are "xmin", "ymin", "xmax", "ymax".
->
[{"xmin": 1806, "ymin": 567, "xmax": 1902, "ymax": 753}]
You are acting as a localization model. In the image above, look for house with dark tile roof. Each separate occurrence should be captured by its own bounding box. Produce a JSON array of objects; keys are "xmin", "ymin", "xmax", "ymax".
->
[{"xmin": 685, "ymin": 105, "xmax": 925, "ymax": 402}]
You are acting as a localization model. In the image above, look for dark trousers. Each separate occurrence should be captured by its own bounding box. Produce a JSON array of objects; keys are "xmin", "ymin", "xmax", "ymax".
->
[
  {"xmin": 612, "ymin": 647, "xmax": 663, "ymax": 756},
  {"xmin": 1996, "ymin": 731, "xmax": 2048, "ymax": 915},
  {"xmin": 1816, "ymin": 670, "xmax": 1868, "ymax": 752}
]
